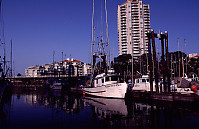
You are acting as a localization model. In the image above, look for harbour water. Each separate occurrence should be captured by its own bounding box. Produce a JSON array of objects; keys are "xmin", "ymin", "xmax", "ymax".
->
[{"xmin": 1, "ymin": 87, "xmax": 199, "ymax": 129}]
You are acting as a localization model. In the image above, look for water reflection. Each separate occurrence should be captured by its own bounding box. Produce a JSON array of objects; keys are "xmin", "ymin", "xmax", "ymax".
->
[
  {"xmin": 84, "ymin": 97, "xmax": 128, "ymax": 118},
  {"xmin": 0, "ymin": 87, "xmax": 12, "ymax": 129},
  {"xmin": 17, "ymin": 88, "xmax": 87, "ymax": 114},
  {"xmin": 1, "ymin": 87, "xmax": 199, "ymax": 129}
]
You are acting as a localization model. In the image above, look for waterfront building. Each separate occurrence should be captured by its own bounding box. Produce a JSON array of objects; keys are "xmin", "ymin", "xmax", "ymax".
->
[
  {"xmin": 189, "ymin": 53, "xmax": 198, "ymax": 59},
  {"xmin": 25, "ymin": 66, "xmax": 40, "ymax": 77},
  {"xmin": 25, "ymin": 58, "xmax": 91, "ymax": 77},
  {"xmin": 117, "ymin": 0, "xmax": 150, "ymax": 59}
]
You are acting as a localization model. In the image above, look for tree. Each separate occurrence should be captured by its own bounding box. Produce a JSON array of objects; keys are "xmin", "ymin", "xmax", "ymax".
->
[
  {"xmin": 17, "ymin": 73, "xmax": 22, "ymax": 76},
  {"xmin": 113, "ymin": 54, "xmax": 141, "ymax": 77},
  {"xmin": 188, "ymin": 57, "xmax": 199, "ymax": 77}
]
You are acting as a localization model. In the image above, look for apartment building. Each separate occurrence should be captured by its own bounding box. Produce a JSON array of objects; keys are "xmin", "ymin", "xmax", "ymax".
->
[
  {"xmin": 118, "ymin": 0, "xmax": 150, "ymax": 59},
  {"xmin": 25, "ymin": 58, "xmax": 91, "ymax": 77}
]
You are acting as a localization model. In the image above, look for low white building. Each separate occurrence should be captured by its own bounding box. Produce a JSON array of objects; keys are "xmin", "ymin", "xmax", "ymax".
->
[
  {"xmin": 189, "ymin": 53, "xmax": 198, "ymax": 59},
  {"xmin": 25, "ymin": 66, "xmax": 39, "ymax": 77},
  {"xmin": 25, "ymin": 58, "xmax": 91, "ymax": 77}
]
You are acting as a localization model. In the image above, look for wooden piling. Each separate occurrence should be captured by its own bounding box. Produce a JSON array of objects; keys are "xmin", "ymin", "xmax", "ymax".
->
[
  {"xmin": 147, "ymin": 31, "xmax": 153, "ymax": 92},
  {"xmin": 165, "ymin": 31, "xmax": 171, "ymax": 92},
  {"xmin": 160, "ymin": 33, "xmax": 166, "ymax": 92},
  {"xmin": 151, "ymin": 30, "xmax": 159, "ymax": 93}
]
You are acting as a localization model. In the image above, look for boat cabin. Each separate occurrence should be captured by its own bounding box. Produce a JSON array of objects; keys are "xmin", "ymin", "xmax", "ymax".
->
[
  {"xmin": 133, "ymin": 75, "xmax": 152, "ymax": 91},
  {"xmin": 93, "ymin": 73, "xmax": 124, "ymax": 87},
  {"xmin": 134, "ymin": 75, "xmax": 150, "ymax": 86}
]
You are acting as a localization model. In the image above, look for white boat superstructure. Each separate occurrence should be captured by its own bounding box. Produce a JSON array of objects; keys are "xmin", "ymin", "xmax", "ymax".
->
[
  {"xmin": 133, "ymin": 75, "xmax": 157, "ymax": 92},
  {"xmin": 83, "ymin": 73, "xmax": 128, "ymax": 98}
]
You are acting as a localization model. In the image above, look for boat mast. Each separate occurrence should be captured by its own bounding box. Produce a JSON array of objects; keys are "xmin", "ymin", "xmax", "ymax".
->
[
  {"xmin": 178, "ymin": 37, "xmax": 180, "ymax": 77},
  {"xmin": 182, "ymin": 38, "xmax": 186, "ymax": 78},
  {"xmin": 90, "ymin": 0, "xmax": 109, "ymax": 76},
  {"xmin": 184, "ymin": 38, "xmax": 187, "ymax": 75},
  {"xmin": 1, "ymin": 0, "xmax": 6, "ymax": 77},
  {"xmin": 11, "ymin": 39, "xmax": 13, "ymax": 77},
  {"xmin": 105, "ymin": 0, "xmax": 110, "ymax": 71},
  {"xmin": 131, "ymin": 32, "xmax": 134, "ymax": 84},
  {"xmin": 53, "ymin": 51, "xmax": 55, "ymax": 77},
  {"xmin": 90, "ymin": 0, "xmax": 95, "ymax": 86}
]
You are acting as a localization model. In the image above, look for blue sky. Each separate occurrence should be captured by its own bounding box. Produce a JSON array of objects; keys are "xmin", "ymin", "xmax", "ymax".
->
[{"xmin": 1, "ymin": 0, "xmax": 199, "ymax": 75}]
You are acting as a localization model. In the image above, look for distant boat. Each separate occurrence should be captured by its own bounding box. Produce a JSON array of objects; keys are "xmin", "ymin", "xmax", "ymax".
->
[
  {"xmin": 83, "ymin": 73, "xmax": 127, "ymax": 98},
  {"xmin": 133, "ymin": 75, "xmax": 195, "ymax": 94},
  {"xmin": 172, "ymin": 77, "xmax": 195, "ymax": 94},
  {"xmin": 49, "ymin": 79, "xmax": 62, "ymax": 90}
]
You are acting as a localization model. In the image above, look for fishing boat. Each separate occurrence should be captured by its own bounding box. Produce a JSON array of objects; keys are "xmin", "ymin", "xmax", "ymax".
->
[
  {"xmin": 83, "ymin": 73, "xmax": 127, "ymax": 98},
  {"xmin": 82, "ymin": 0, "xmax": 127, "ymax": 98}
]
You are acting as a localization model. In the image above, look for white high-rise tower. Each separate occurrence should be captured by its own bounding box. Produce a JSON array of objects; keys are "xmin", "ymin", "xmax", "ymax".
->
[{"xmin": 118, "ymin": 0, "xmax": 150, "ymax": 59}]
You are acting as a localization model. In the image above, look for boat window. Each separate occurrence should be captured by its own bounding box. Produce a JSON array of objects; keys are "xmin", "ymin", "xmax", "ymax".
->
[
  {"xmin": 96, "ymin": 79, "xmax": 98, "ymax": 84},
  {"xmin": 136, "ymin": 79, "xmax": 139, "ymax": 83},
  {"xmin": 102, "ymin": 79, "xmax": 104, "ymax": 83},
  {"xmin": 106, "ymin": 77, "xmax": 110, "ymax": 81},
  {"xmin": 142, "ymin": 79, "xmax": 146, "ymax": 82},
  {"xmin": 111, "ymin": 76, "xmax": 118, "ymax": 81},
  {"xmin": 147, "ymin": 79, "xmax": 149, "ymax": 82},
  {"xmin": 137, "ymin": 105, "xmax": 140, "ymax": 110},
  {"xmin": 143, "ymin": 107, "xmax": 147, "ymax": 112}
]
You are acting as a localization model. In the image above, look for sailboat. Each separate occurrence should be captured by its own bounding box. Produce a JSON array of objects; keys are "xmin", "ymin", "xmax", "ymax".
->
[
  {"xmin": 82, "ymin": 0, "xmax": 127, "ymax": 99},
  {"xmin": 0, "ymin": 0, "xmax": 12, "ymax": 104}
]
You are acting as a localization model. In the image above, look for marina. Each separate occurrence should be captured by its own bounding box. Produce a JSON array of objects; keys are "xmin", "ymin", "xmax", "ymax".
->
[
  {"xmin": 1, "ymin": 87, "xmax": 199, "ymax": 129},
  {"xmin": 0, "ymin": 0, "xmax": 199, "ymax": 128}
]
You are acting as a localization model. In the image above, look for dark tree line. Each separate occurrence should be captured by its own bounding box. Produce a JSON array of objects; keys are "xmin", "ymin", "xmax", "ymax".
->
[{"xmin": 112, "ymin": 51, "xmax": 199, "ymax": 79}]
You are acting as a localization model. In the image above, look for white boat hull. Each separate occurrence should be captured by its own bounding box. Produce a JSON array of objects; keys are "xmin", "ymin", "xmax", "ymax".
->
[{"xmin": 83, "ymin": 83, "xmax": 127, "ymax": 98}]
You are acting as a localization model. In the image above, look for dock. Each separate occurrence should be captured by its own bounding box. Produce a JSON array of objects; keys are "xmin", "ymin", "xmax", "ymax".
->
[
  {"xmin": 5, "ymin": 75, "xmax": 89, "ymax": 87},
  {"xmin": 126, "ymin": 91, "xmax": 199, "ymax": 103},
  {"xmin": 3, "ymin": 76, "xmax": 199, "ymax": 103}
]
